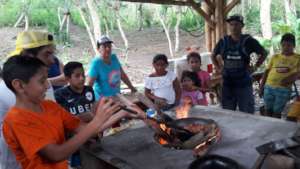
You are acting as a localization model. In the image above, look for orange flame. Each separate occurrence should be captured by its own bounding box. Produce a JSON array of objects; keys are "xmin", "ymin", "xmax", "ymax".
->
[
  {"xmin": 176, "ymin": 98, "xmax": 192, "ymax": 119},
  {"xmin": 158, "ymin": 138, "xmax": 168, "ymax": 145},
  {"xmin": 159, "ymin": 124, "xmax": 171, "ymax": 135}
]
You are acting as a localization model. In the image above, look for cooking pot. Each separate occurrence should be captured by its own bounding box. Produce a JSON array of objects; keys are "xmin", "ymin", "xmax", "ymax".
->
[{"xmin": 188, "ymin": 155, "xmax": 241, "ymax": 169}]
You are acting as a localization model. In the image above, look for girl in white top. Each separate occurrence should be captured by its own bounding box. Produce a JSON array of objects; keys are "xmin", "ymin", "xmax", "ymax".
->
[{"xmin": 144, "ymin": 54, "xmax": 181, "ymax": 110}]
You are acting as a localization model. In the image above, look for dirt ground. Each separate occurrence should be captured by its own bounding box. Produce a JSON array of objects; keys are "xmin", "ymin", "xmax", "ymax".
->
[{"xmin": 0, "ymin": 25, "xmax": 205, "ymax": 84}]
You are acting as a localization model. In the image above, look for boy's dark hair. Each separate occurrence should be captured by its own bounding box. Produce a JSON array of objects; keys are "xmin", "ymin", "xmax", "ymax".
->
[
  {"xmin": 181, "ymin": 70, "xmax": 201, "ymax": 88},
  {"xmin": 187, "ymin": 52, "xmax": 201, "ymax": 62},
  {"xmin": 153, "ymin": 54, "xmax": 168, "ymax": 64},
  {"xmin": 281, "ymin": 33, "xmax": 296, "ymax": 46},
  {"xmin": 63, "ymin": 61, "xmax": 83, "ymax": 77},
  {"xmin": 2, "ymin": 55, "xmax": 46, "ymax": 93}
]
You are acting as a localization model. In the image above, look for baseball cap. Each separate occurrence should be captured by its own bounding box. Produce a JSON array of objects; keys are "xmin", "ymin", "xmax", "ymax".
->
[
  {"xmin": 9, "ymin": 31, "xmax": 55, "ymax": 57},
  {"xmin": 97, "ymin": 35, "xmax": 113, "ymax": 45},
  {"xmin": 226, "ymin": 14, "xmax": 244, "ymax": 25}
]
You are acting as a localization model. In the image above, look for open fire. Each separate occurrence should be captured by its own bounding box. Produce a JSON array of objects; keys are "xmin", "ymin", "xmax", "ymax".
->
[
  {"xmin": 175, "ymin": 97, "xmax": 192, "ymax": 119},
  {"xmin": 154, "ymin": 117, "xmax": 221, "ymax": 156}
]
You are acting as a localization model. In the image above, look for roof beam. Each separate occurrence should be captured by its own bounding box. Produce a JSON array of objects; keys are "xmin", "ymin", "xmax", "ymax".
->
[
  {"xmin": 188, "ymin": 0, "xmax": 215, "ymax": 28},
  {"xmin": 224, "ymin": 0, "xmax": 240, "ymax": 15},
  {"xmin": 203, "ymin": 0, "xmax": 215, "ymax": 12}
]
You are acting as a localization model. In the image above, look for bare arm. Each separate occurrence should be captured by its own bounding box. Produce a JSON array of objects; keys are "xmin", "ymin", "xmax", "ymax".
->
[
  {"xmin": 48, "ymin": 74, "xmax": 67, "ymax": 86},
  {"xmin": 120, "ymin": 67, "xmax": 137, "ymax": 93},
  {"xmin": 144, "ymin": 88, "xmax": 158, "ymax": 101},
  {"xmin": 173, "ymin": 78, "xmax": 181, "ymax": 105},
  {"xmin": 38, "ymin": 98, "xmax": 122, "ymax": 162},
  {"xmin": 281, "ymin": 71, "xmax": 300, "ymax": 87},
  {"xmin": 258, "ymin": 69, "xmax": 270, "ymax": 97}
]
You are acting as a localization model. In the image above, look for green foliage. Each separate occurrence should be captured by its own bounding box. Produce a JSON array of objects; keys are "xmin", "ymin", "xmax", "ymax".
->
[
  {"xmin": 244, "ymin": 5, "xmax": 260, "ymax": 34},
  {"xmin": 175, "ymin": 8, "xmax": 204, "ymax": 30},
  {"xmin": 271, "ymin": 14, "xmax": 300, "ymax": 53},
  {"xmin": 0, "ymin": 1, "xmax": 22, "ymax": 26},
  {"xmin": 270, "ymin": 0, "xmax": 285, "ymax": 22},
  {"xmin": 30, "ymin": 3, "xmax": 58, "ymax": 33},
  {"xmin": 70, "ymin": 9, "xmax": 85, "ymax": 28}
]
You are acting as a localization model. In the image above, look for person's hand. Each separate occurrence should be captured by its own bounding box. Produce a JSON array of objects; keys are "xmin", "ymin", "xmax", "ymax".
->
[
  {"xmin": 248, "ymin": 65, "xmax": 257, "ymax": 74},
  {"xmin": 78, "ymin": 112, "xmax": 94, "ymax": 123},
  {"xmin": 130, "ymin": 87, "xmax": 137, "ymax": 94},
  {"xmin": 125, "ymin": 104, "xmax": 147, "ymax": 119},
  {"xmin": 280, "ymin": 73, "xmax": 298, "ymax": 87},
  {"xmin": 258, "ymin": 85, "xmax": 264, "ymax": 98},
  {"xmin": 155, "ymin": 98, "xmax": 168, "ymax": 108},
  {"xmin": 91, "ymin": 97, "xmax": 121, "ymax": 133}
]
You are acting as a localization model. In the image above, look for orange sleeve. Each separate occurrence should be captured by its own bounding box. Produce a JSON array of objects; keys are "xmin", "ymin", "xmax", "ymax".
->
[
  {"xmin": 58, "ymin": 105, "xmax": 80, "ymax": 132},
  {"xmin": 3, "ymin": 119, "xmax": 56, "ymax": 160}
]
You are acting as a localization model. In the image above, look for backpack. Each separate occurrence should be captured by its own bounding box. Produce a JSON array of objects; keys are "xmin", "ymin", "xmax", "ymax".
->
[{"xmin": 220, "ymin": 34, "xmax": 252, "ymax": 64}]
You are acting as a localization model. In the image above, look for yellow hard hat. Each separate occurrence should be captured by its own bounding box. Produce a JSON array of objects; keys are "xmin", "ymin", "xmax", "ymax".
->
[{"xmin": 9, "ymin": 31, "xmax": 55, "ymax": 57}]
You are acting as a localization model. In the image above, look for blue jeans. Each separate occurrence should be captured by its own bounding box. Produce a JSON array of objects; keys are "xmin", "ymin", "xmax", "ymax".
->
[
  {"xmin": 263, "ymin": 85, "xmax": 291, "ymax": 117},
  {"xmin": 222, "ymin": 85, "xmax": 254, "ymax": 114}
]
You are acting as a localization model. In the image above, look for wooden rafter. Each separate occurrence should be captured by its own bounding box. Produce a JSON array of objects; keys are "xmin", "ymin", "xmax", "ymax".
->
[
  {"xmin": 188, "ymin": 0, "xmax": 214, "ymax": 28},
  {"xmin": 203, "ymin": 0, "xmax": 215, "ymax": 12},
  {"xmin": 224, "ymin": 0, "xmax": 240, "ymax": 15}
]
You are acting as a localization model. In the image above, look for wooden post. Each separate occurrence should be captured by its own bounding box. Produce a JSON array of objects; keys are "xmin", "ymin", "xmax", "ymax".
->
[
  {"xmin": 222, "ymin": 0, "xmax": 227, "ymax": 36},
  {"xmin": 211, "ymin": 0, "xmax": 216, "ymax": 49},
  {"xmin": 203, "ymin": 1, "xmax": 212, "ymax": 52},
  {"xmin": 215, "ymin": 0, "xmax": 221, "ymax": 43}
]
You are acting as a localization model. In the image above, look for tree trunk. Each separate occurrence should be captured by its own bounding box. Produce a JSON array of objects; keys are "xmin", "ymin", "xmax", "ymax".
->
[
  {"xmin": 57, "ymin": 7, "xmax": 62, "ymax": 26},
  {"xmin": 241, "ymin": 0, "xmax": 246, "ymax": 18},
  {"xmin": 14, "ymin": 13, "xmax": 25, "ymax": 27},
  {"xmin": 114, "ymin": 1, "xmax": 129, "ymax": 50},
  {"xmin": 103, "ymin": 17, "xmax": 110, "ymax": 36},
  {"xmin": 284, "ymin": 0, "xmax": 297, "ymax": 25},
  {"xmin": 260, "ymin": 0, "xmax": 272, "ymax": 40},
  {"xmin": 87, "ymin": 0, "xmax": 102, "ymax": 40},
  {"xmin": 174, "ymin": 6, "xmax": 181, "ymax": 53},
  {"xmin": 24, "ymin": 14, "xmax": 29, "ymax": 31},
  {"xmin": 116, "ymin": 14, "xmax": 129, "ymax": 50},
  {"xmin": 114, "ymin": 1, "xmax": 130, "ymax": 64},
  {"xmin": 78, "ymin": 7, "xmax": 98, "ymax": 54},
  {"xmin": 260, "ymin": 0, "xmax": 273, "ymax": 55},
  {"xmin": 66, "ymin": 15, "xmax": 70, "ymax": 37},
  {"xmin": 137, "ymin": 3, "xmax": 143, "ymax": 31},
  {"xmin": 59, "ymin": 15, "xmax": 67, "ymax": 31},
  {"xmin": 158, "ymin": 12, "xmax": 174, "ymax": 58}
]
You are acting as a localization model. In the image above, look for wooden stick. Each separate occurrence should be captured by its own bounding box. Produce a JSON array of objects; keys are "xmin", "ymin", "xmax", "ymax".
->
[
  {"xmin": 189, "ymin": 1, "xmax": 215, "ymax": 29},
  {"xmin": 224, "ymin": 0, "xmax": 240, "ymax": 15},
  {"xmin": 204, "ymin": 0, "xmax": 215, "ymax": 12}
]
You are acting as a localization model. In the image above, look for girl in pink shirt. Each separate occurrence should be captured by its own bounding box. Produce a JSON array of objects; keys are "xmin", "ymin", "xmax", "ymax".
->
[
  {"xmin": 187, "ymin": 52, "xmax": 211, "ymax": 105},
  {"xmin": 181, "ymin": 71, "xmax": 207, "ymax": 106}
]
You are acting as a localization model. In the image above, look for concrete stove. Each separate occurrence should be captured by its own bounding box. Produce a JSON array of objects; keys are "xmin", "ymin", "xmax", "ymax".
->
[{"xmin": 82, "ymin": 106, "xmax": 299, "ymax": 169}]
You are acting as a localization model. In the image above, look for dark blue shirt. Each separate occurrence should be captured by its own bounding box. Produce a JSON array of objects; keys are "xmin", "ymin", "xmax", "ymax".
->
[{"xmin": 55, "ymin": 86, "xmax": 95, "ymax": 115}]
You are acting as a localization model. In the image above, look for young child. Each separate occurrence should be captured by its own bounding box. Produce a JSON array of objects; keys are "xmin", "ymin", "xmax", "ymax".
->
[
  {"xmin": 145, "ymin": 54, "xmax": 181, "ymax": 110},
  {"xmin": 181, "ymin": 71, "xmax": 206, "ymax": 106},
  {"xmin": 55, "ymin": 62, "xmax": 95, "ymax": 122},
  {"xmin": 54, "ymin": 61, "xmax": 95, "ymax": 168},
  {"xmin": 259, "ymin": 33, "xmax": 300, "ymax": 118},
  {"xmin": 2, "ymin": 56, "xmax": 144, "ymax": 169},
  {"xmin": 187, "ymin": 52, "xmax": 211, "ymax": 105}
]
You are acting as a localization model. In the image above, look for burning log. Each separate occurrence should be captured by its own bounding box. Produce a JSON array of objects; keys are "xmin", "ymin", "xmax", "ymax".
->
[{"xmin": 153, "ymin": 117, "xmax": 221, "ymax": 156}]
